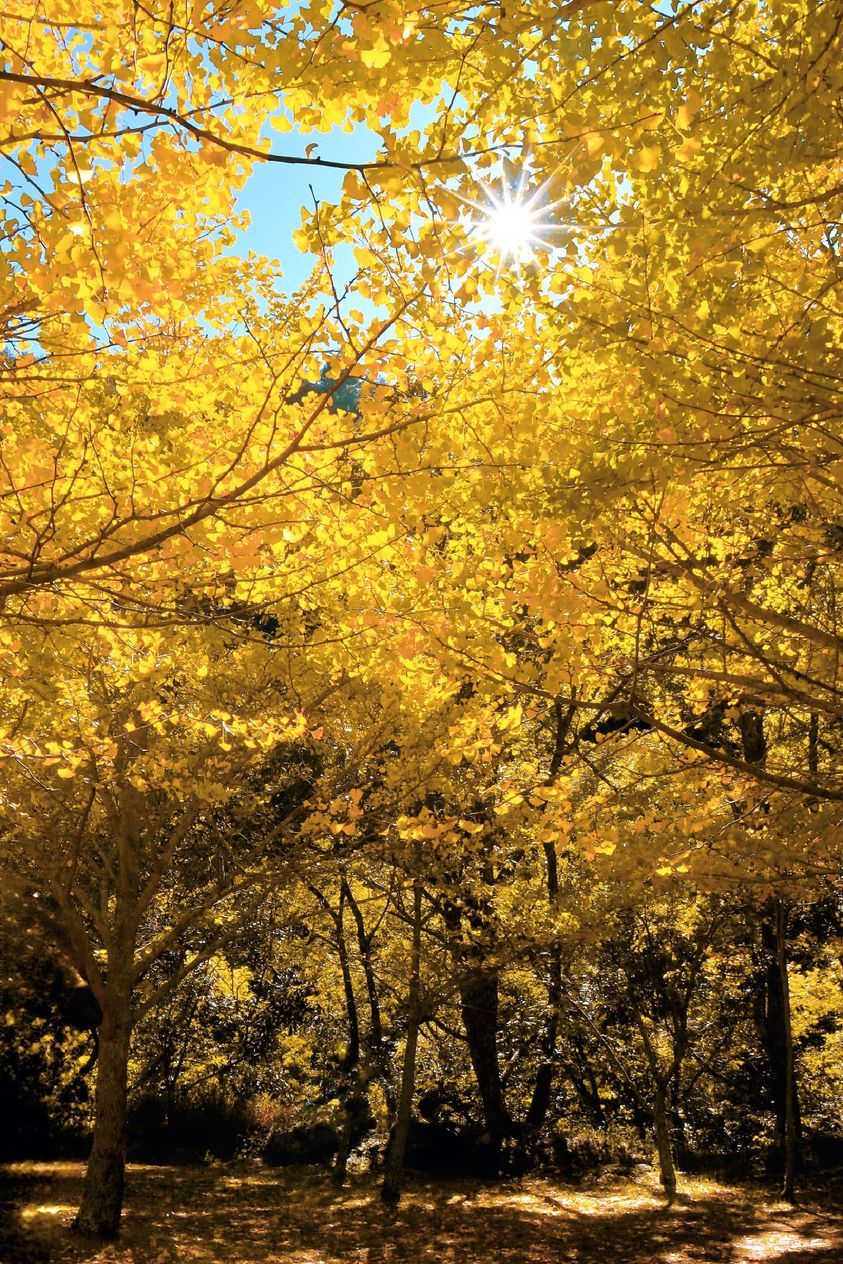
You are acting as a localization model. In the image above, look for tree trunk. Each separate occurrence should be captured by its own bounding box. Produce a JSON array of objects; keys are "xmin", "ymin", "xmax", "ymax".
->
[
  {"xmin": 459, "ymin": 963, "xmax": 510, "ymax": 1144},
  {"xmin": 335, "ymin": 895, "xmax": 360, "ymax": 1069},
  {"xmin": 310, "ymin": 884, "xmax": 361, "ymax": 1069},
  {"xmin": 758, "ymin": 899, "xmax": 801, "ymax": 1188},
  {"xmin": 670, "ymin": 1099, "xmax": 688, "ymax": 1169},
  {"xmin": 333, "ymin": 1069, "xmax": 370, "ymax": 1186},
  {"xmin": 634, "ymin": 1011, "xmax": 677, "ymax": 1203},
  {"xmin": 74, "ymin": 1001, "xmax": 132, "ymax": 1238},
  {"xmin": 527, "ymin": 1059, "xmax": 555, "ymax": 1129},
  {"xmin": 381, "ymin": 877, "xmax": 422, "ymax": 1206},
  {"xmin": 526, "ymin": 952, "xmax": 561, "ymax": 1127},
  {"xmin": 526, "ymin": 839, "xmax": 562, "ymax": 1128},
  {"xmin": 776, "ymin": 899, "xmax": 798, "ymax": 1203},
  {"xmin": 344, "ymin": 880, "xmax": 394, "ymax": 1112},
  {"xmin": 740, "ymin": 714, "xmax": 799, "ymax": 1196},
  {"xmin": 631, "ymin": 1098, "xmax": 649, "ymax": 1142},
  {"xmin": 442, "ymin": 897, "xmax": 511, "ymax": 1147},
  {"xmin": 559, "ymin": 1054, "xmax": 607, "ymax": 1127},
  {"xmin": 580, "ymin": 1046, "xmax": 607, "ymax": 1128},
  {"xmin": 652, "ymin": 1085, "xmax": 677, "ymax": 1204}
]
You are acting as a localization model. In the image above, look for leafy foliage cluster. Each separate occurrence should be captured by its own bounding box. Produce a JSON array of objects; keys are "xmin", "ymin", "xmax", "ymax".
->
[{"xmin": 0, "ymin": 0, "xmax": 841, "ymax": 1239}]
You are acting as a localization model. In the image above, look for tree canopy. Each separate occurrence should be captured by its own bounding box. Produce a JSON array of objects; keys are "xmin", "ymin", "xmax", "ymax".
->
[{"xmin": 1, "ymin": 0, "xmax": 840, "ymax": 1244}]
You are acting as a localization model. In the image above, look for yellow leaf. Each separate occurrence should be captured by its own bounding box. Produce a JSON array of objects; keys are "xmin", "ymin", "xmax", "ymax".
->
[
  {"xmin": 360, "ymin": 37, "xmax": 391, "ymax": 69},
  {"xmin": 675, "ymin": 136, "xmax": 701, "ymax": 162},
  {"xmin": 676, "ymin": 88, "xmax": 703, "ymax": 132},
  {"xmin": 633, "ymin": 144, "xmax": 660, "ymax": 173}
]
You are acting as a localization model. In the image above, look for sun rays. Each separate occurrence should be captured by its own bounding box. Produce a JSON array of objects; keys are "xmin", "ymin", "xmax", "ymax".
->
[{"xmin": 463, "ymin": 168, "xmax": 567, "ymax": 271}]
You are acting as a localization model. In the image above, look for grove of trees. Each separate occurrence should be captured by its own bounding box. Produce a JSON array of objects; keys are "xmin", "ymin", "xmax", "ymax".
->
[{"xmin": 1, "ymin": 0, "xmax": 840, "ymax": 1246}]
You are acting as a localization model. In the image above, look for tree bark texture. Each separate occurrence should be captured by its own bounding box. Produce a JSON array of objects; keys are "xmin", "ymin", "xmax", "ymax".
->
[
  {"xmin": 343, "ymin": 880, "xmax": 394, "ymax": 1111},
  {"xmin": 74, "ymin": 1003, "xmax": 132, "ymax": 1238},
  {"xmin": 458, "ymin": 963, "xmax": 510, "ymax": 1144},
  {"xmin": 334, "ymin": 897, "xmax": 361, "ymax": 1069},
  {"xmin": 441, "ymin": 893, "xmax": 511, "ymax": 1147},
  {"xmin": 758, "ymin": 899, "xmax": 801, "ymax": 1192},
  {"xmin": 776, "ymin": 900, "xmax": 798, "ymax": 1203},
  {"xmin": 634, "ymin": 1011, "xmax": 677, "ymax": 1203},
  {"xmin": 381, "ymin": 877, "xmax": 422, "ymax": 1205},
  {"xmin": 526, "ymin": 953, "xmax": 561, "ymax": 1127},
  {"xmin": 652, "ymin": 1085, "xmax": 678, "ymax": 1203},
  {"xmin": 526, "ymin": 839, "xmax": 562, "ymax": 1128}
]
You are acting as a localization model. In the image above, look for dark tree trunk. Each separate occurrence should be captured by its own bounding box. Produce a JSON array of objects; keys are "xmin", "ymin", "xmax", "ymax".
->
[
  {"xmin": 310, "ymin": 884, "xmax": 360, "ymax": 1069},
  {"xmin": 634, "ymin": 1010, "xmax": 677, "ymax": 1202},
  {"xmin": 74, "ymin": 1001, "xmax": 132, "ymax": 1238},
  {"xmin": 670, "ymin": 1101, "xmax": 688, "ymax": 1167},
  {"xmin": 652, "ymin": 1085, "xmax": 677, "ymax": 1204},
  {"xmin": 382, "ymin": 878, "xmax": 422, "ymax": 1206},
  {"xmin": 776, "ymin": 900, "xmax": 798, "ymax": 1203},
  {"xmin": 165, "ymin": 1071, "xmax": 176, "ymax": 1129},
  {"xmin": 335, "ymin": 899, "xmax": 360, "ymax": 1069},
  {"xmin": 526, "ymin": 955, "xmax": 561, "ymax": 1127},
  {"xmin": 441, "ymin": 895, "xmax": 511, "ymax": 1146},
  {"xmin": 527, "ymin": 840, "xmax": 562, "ymax": 1128},
  {"xmin": 559, "ymin": 1054, "xmax": 607, "ymax": 1127},
  {"xmin": 741, "ymin": 711, "xmax": 799, "ymax": 1198},
  {"xmin": 758, "ymin": 899, "xmax": 801, "ymax": 1190},
  {"xmin": 344, "ymin": 880, "xmax": 394, "ymax": 1112},
  {"xmin": 580, "ymin": 1048, "xmax": 607, "ymax": 1127},
  {"xmin": 459, "ymin": 963, "xmax": 510, "ymax": 1144},
  {"xmin": 344, "ymin": 880, "xmax": 383, "ymax": 1047},
  {"xmin": 631, "ymin": 1098, "xmax": 649, "ymax": 1141},
  {"xmin": 527, "ymin": 1059, "xmax": 555, "ymax": 1129}
]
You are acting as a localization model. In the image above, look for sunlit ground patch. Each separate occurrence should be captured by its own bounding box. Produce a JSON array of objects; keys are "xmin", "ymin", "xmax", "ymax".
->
[
  {"xmin": 19, "ymin": 1202, "xmax": 74, "ymax": 1218},
  {"xmin": 732, "ymin": 1228, "xmax": 832, "ymax": 1258}
]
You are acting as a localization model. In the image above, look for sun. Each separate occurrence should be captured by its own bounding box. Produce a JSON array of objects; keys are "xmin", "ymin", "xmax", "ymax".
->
[
  {"xmin": 484, "ymin": 197, "xmax": 546, "ymax": 260},
  {"xmin": 468, "ymin": 171, "xmax": 563, "ymax": 267}
]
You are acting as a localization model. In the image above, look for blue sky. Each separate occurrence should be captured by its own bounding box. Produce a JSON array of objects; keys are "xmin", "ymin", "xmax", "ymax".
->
[
  {"xmin": 232, "ymin": 121, "xmax": 381, "ymax": 291},
  {"xmin": 230, "ymin": 94, "xmax": 446, "ymax": 295}
]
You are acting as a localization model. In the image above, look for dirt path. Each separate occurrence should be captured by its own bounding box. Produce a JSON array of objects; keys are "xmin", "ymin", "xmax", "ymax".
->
[{"xmin": 2, "ymin": 1163, "xmax": 841, "ymax": 1264}]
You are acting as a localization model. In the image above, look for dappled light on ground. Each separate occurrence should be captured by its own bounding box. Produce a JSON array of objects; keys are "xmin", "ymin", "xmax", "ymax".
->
[{"xmin": 1, "ymin": 1164, "xmax": 841, "ymax": 1264}]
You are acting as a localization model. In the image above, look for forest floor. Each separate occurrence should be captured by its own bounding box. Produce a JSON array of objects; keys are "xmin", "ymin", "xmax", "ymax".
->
[{"xmin": 1, "ymin": 1161, "xmax": 841, "ymax": 1264}]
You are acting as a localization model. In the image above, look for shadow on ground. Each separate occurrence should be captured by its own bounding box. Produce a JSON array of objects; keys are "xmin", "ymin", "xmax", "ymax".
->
[{"xmin": 1, "ymin": 1162, "xmax": 841, "ymax": 1264}]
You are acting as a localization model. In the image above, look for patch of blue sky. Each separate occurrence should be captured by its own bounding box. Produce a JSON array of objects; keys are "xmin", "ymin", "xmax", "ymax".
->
[
  {"xmin": 229, "ymin": 94, "xmax": 452, "ymax": 295},
  {"xmin": 230, "ymin": 117, "xmax": 380, "ymax": 292}
]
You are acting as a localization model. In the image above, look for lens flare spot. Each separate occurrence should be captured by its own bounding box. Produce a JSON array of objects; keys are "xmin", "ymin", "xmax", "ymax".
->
[{"xmin": 466, "ymin": 170, "xmax": 565, "ymax": 268}]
